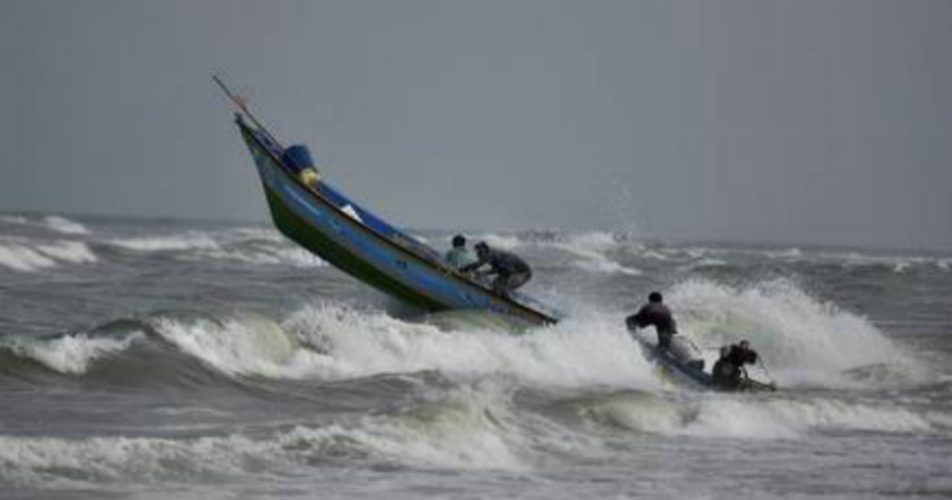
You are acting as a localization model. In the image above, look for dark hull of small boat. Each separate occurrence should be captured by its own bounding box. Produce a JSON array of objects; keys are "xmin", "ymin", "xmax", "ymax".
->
[{"xmin": 632, "ymin": 333, "xmax": 776, "ymax": 393}]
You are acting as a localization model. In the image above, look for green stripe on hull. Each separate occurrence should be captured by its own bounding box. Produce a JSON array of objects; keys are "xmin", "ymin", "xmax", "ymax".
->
[{"xmin": 262, "ymin": 185, "xmax": 447, "ymax": 311}]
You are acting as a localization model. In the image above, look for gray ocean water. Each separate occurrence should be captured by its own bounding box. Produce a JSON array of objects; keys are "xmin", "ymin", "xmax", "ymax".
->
[{"xmin": 1, "ymin": 213, "xmax": 950, "ymax": 499}]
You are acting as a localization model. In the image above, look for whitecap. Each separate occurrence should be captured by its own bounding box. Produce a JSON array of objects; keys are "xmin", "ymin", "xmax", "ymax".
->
[
  {"xmin": 563, "ymin": 231, "xmax": 618, "ymax": 252},
  {"xmin": 0, "ymin": 239, "xmax": 97, "ymax": 272},
  {"xmin": 0, "ymin": 215, "xmax": 29, "ymax": 225},
  {"xmin": 680, "ymin": 397, "xmax": 932, "ymax": 439},
  {"xmin": 147, "ymin": 312, "xmax": 329, "ymax": 379},
  {"xmin": 3, "ymin": 332, "xmax": 140, "ymax": 374},
  {"xmin": 43, "ymin": 215, "xmax": 90, "ymax": 235},
  {"xmin": 281, "ymin": 303, "xmax": 659, "ymax": 388},
  {"xmin": 107, "ymin": 232, "xmax": 220, "ymax": 252},
  {"xmin": 569, "ymin": 254, "xmax": 642, "ymax": 276},
  {"xmin": 551, "ymin": 232, "xmax": 640, "ymax": 276},
  {"xmin": 477, "ymin": 233, "xmax": 523, "ymax": 250},
  {"xmin": 764, "ymin": 247, "xmax": 803, "ymax": 260},
  {"xmin": 36, "ymin": 241, "xmax": 97, "ymax": 264},
  {"xmin": 0, "ymin": 241, "xmax": 57, "ymax": 271},
  {"xmin": 195, "ymin": 246, "xmax": 325, "ymax": 268},
  {"xmin": 664, "ymin": 278, "xmax": 922, "ymax": 388}
]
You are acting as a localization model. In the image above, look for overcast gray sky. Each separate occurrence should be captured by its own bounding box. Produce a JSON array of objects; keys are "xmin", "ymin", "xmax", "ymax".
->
[{"xmin": 1, "ymin": 0, "xmax": 949, "ymax": 250}]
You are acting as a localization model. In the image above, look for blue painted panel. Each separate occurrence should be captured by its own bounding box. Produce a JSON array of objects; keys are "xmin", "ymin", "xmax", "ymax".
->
[{"xmin": 249, "ymin": 137, "xmax": 488, "ymax": 309}]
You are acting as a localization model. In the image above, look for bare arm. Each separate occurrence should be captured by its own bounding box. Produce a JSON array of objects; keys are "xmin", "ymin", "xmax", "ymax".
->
[{"xmin": 460, "ymin": 255, "xmax": 487, "ymax": 273}]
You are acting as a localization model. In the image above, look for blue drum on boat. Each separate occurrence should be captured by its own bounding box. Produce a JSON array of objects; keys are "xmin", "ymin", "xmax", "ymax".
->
[{"xmin": 281, "ymin": 144, "xmax": 315, "ymax": 172}]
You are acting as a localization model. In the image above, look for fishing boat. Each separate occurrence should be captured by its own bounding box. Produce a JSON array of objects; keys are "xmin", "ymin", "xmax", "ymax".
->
[{"xmin": 216, "ymin": 78, "xmax": 560, "ymax": 326}]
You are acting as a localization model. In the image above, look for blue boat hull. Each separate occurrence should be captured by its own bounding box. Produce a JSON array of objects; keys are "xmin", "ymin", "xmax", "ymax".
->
[{"xmin": 236, "ymin": 118, "xmax": 560, "ymax": 326}]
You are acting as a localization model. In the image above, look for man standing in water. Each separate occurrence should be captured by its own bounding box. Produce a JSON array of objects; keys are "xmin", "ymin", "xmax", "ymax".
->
[
  {"xmin": 626, "ymin": 291, "xmax": 703, "ymax": 369},
  {"xmin": 626, "ymin": 291, "xmax": 678, "ymax": 350}
]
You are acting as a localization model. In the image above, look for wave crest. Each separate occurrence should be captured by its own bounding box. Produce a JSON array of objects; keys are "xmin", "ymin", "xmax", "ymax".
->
[
  {"xmin": 0, "ymin": 239, "xmax": 97, "ymax": 272},
  {"xmin": 664, "ymin": 278, "xmax": 920, "ymax": 387}
]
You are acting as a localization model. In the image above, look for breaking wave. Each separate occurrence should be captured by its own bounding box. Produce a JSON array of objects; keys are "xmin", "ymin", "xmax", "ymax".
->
[
  {"xmin": 1, "ymin": 273, "xmax": 924, "ymax": 393},
  {"xmin": 43, "ymin": 215, "xmax": 90, "ymax": 235},
  {"xmin": 282, "ymin": 303, "xmax": 658, "ymax": 387},
  {"xmin": 0, "ymin": 303, "xmax": 658, "ymax": 392},
  {"xmin": 0, "ymin": 285, "xmax": 945, "ymax": 489},
  {"xmin": 193, "ymin": 246, "xmax": 324, "ymax": 268},
  {"xmin": 578, "ymin": 391, "xmax": 939, "ymax": 440},
  {"xmin": 107, "ymin": 232, "xmax": 221, "ymax": 252},
  {"xmin": 0, "ymin": 214, "xmax": 90, "ymax": 235},
  {"xmin": 0, "ymin": 380, "xmax": 540, "ymax": 488},
  {"xmin": 104, "ymin": 229, "xmax": 325, "ymax": 268},
  {"xmin": 663, "ymin": 278, "xmax": 920, "ymax": 387},
  {"xmin": 0, "ymin": 332, "xmax": 141, "ymax": 375},
  {"xmin": 0, "ymin": 238, "xmax": 98, "ymax": 272},
  {"xmin": 475, "ymin": 230, "xmax": 640, "ymax": 276}
]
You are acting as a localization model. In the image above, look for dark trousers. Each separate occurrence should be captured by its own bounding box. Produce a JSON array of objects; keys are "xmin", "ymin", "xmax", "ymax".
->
[
  {"xmin": 492, "ymin": 270, "xmax": 532, "ymax": 296},
  {"xmin": 657, "ymin": 330, "xmax": 673, "ymax": 350}
]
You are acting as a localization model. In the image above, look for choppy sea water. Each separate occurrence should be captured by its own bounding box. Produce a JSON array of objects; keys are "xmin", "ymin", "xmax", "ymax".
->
[{"xmin": 1, "ymin": 213, "xmax": 950, "ymax": 499}]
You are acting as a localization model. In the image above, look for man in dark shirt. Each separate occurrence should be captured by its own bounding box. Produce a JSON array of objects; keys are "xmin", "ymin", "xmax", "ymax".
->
[
  {"xmin": 626, "ymin": 291, "xmax": 678, "ymax": 349},
  {"xmin": 460, "ymin": 242, "xmax": 533, "ymax": 297},
  {"xmin": 711, "ymin": 340, "xmax": 760, "ymax": 389}
]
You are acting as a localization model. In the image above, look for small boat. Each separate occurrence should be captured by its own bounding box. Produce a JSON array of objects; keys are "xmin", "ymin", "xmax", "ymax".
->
[
  {"xmin": 217, "ymin": 78, "xmax": 560, "ymax": 326},
  {"xmin": 629, "ymin": 329, "xmax": 776, "ymax": 392}
]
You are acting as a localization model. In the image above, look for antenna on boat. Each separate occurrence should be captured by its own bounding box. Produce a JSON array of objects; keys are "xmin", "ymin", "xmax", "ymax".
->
[{"xmin": 212, "ymin": 75, "xmax": 282, "ymax": 147}]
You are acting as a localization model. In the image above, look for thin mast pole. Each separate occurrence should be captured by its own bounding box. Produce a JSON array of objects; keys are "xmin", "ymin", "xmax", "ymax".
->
[{"xmin": 212, "ymin": 75, "xmax": 282, "ymax": 148}]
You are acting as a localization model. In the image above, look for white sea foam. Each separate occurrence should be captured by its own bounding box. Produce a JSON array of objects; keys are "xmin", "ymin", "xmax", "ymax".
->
[
  {"xmin": 568, "ymin": 253, "xmax": 642, "ymax": 276},
  {"xmin": 534, "ymin": 231, "xmax": 640, "ymax": 276},
  {"xmin": 478, "ymin": 233, "xmax": 523, "ymax": 250},
  {"xmin": 0, "ymin": 241, "xmax": 57, "ymax": 271},
  {"xmin": 294, "ymin": 382, "xmax": 530, "ymax": 470},
  {"xmin": 678, "ymin": 258, "xmax": 729, "ymax": 272},
  {"xmin": 197, "ymin": 246, "xmax": 325, "ymax": 268},
  {"xmin": 0, "ymin": 239, "xmax": 97, "ymax": 272},
  {"xmin": 580, "ymin": 392, "xmax": 687, "ymax": 435},
  {"xmin": 108, "ymin": 232, "xmax": 220, "ymax": 252},
  {"xmin": 0, "ymin": 215, "xmax": 29, "ymax": 225},
  {"xmin": 35, "ymin": 241, "xmax": 97, "ymax": 263},
  {"xmin": 0, "ymin": 394, "xmax": 528, "ymax": 487},
  {"xmin": 638, "ymin": 249, "xmax": 672, "ymax": 261},
  {"xmin": 682, "ymin": 397, "xmax": 932, "ymax": 439},
  {"xmin": 108, "ymin": 229, "xmax": 325, "ymax": 267},
  {"xmin": 4, "ymin": 332, "xmax": 141, "ymax": 374},
  {"xmin": 43, "ymin": 215, "xmax": 90, "ymax": 235},
  {"xmin": 584, "ymin": 392, "xmax": 933, "ymax": 440},
  {"xmin": 0, "ymin": 214, "xmax": 90, "ymax": 235},
  {"xmin": 26, "ymin": 303, "xmax": 651, "ymax": 389},
  {"xmin": 282, "ymin": 303, "xmax": 659, "ymax": 389},
  {"xmin": 664, "ymin": 278, "xmax": 919, "ymax": 387},
  {"xmin": 148, "ymin": 312, "xmax": 325, "ymax": 379},
  {"xmin": 563, "ymin": 231, "xmax": 618, "ymax": 252},
  {"xmin": 764, "ymin": 247, "xmax": 804, "ymax": 260},
  {"xmin": 470, "ymin": 231, "xmax": 639, "ymax": 275},
  {"xmin": 222, "ymin": 226, "xmax": 286, "ymax": 243},
  {"xmin": 0, "ymin": 433, "xmax": 278, "ymax": 485},
  {"xmin": 814, "ymin": 250, "xmax": 931, "ymax": 271}
]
